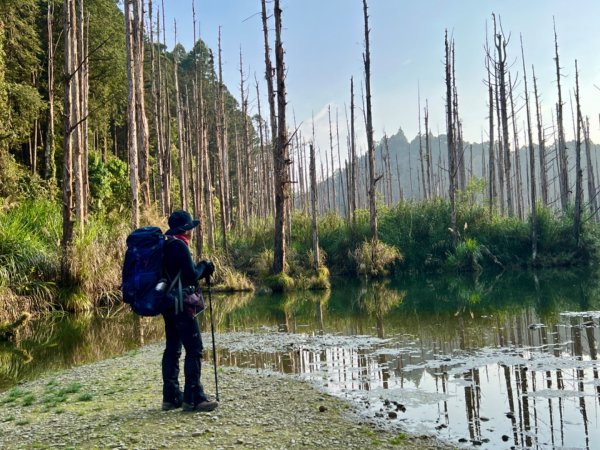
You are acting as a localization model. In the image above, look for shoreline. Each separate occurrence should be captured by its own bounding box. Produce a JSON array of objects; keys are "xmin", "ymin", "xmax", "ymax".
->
[{"xmin": 0, "ymin": 343, "xmax": 447, "ymax": 449}]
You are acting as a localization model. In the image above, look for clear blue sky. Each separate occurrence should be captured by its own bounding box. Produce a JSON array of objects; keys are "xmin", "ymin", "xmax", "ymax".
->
[{"xmin": 160, "ymin": 0, "xmax": 600, "ymax": 168}]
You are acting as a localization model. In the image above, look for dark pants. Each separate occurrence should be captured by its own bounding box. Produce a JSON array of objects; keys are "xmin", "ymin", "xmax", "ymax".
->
[{"xmin": 161, "ymin": 309, "xmax": 208, "ymax": 404}]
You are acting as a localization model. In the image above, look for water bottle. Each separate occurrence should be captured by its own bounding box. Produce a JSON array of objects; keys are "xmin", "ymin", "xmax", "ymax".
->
[{"xmin": 155, "ymin": 279, "xmax": 167, "ymax": 292}]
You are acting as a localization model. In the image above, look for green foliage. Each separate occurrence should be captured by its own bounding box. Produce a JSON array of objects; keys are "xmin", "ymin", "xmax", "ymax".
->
[
  {"xmin": 264, "ymin": 273, "xmax": 295, "ymax": 293},
  {"xmin": 0, "ymin": 152, "xmax": 53, "ymax": 200},
  {"xmin": 0, "ymin": 0, "xmax": 44, "ymax": 149},
  {"xmin": 208, "ymin": 251, "xmax": 254, "ymax": 292},
  {"xmin": 5, "ymin": 82, "xmax": 45, "ymax": 146},
  {"xmin": 352, "ymin": 240, "xmax": 402, "ymax": 278},
  {"xmin": 446, "ymin": 237, "xmax": 483, "ymax": 272},
  {"xmin": 296, "ymin": 266, "xmax": 331, "ymax": 290},
  {"xmin": 0, "ymin": 20, "xmax": 8, "ymax": 151},
  {"xmin": 84, "ymin": 0, "xmax": 127, "ymax": 133},
  {"xmin": 67, "ymin": 214, "xmax": 129, "ymax": 306},
  {"xmin": 87, "ymin": 152, "xmax": 129, "ymax": 212},
  {"xmin": 0, "ymin": 199, "xmax": 60, "ymax": 308}
]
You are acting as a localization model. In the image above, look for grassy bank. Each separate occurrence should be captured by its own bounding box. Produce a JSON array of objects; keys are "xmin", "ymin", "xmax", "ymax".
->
[{"xmin": 1, "ymin": 195, "xmax": 598, "ymax": 317}]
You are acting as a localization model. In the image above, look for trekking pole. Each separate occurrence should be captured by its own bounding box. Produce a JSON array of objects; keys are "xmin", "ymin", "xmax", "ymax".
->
[{"xmin": 207, "ymin": 276, "xmax": 219, "ymax": 401}]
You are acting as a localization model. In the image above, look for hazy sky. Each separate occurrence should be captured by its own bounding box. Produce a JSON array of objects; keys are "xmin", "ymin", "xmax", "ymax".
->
[{"xmin": 160, "ymin": 0, "xmax": 600, "ymax": 167}]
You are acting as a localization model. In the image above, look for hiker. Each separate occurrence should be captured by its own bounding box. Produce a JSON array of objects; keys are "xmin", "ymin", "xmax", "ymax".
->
[{"xmin": 161, "ymin": 210, "xmax": 218, "ymax": 412}]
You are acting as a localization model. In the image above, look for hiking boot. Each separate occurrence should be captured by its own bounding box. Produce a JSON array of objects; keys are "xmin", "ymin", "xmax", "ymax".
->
[
  {"xmin": 182, "ymin": 399, "xmax": 219, "ymax": 412},
  {"xmin": 161, "ymin": 393, "xmax": 183, "ymax": 411},
  {"xmin": 162, "ymin": 400, "xmax": 182, "ymax": 411}
]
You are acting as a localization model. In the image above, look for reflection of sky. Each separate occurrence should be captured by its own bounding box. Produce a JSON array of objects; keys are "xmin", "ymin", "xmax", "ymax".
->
[{"xmin": 217, "ymin": 310, "xmax": 600, "ymax": 449}]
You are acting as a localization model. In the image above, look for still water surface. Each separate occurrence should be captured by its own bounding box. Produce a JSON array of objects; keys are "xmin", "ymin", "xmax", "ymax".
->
[{"xmin": 3, "ymin": 269, "xmax": 600, "ymax": 449}]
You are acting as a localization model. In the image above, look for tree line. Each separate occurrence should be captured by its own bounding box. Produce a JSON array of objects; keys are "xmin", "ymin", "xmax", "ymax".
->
[{"xmin": 1, "ymin": 0, "xmax": 599, "ymax": 288}]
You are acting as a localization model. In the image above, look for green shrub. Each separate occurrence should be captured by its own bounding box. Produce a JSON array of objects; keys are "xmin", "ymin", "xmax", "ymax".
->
[
  {"xmin": 264, "ymin": 272, "xmax": 295, "ymax": 292},
  {"xmin": 352, "ymin": 240, "xmax": 402, "ymax": 278}
]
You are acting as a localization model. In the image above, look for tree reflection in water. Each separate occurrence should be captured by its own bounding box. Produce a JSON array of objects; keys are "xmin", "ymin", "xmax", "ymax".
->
[{"xmin": 5, "ymin": 269, "xmax": 600, "ymax": 448}]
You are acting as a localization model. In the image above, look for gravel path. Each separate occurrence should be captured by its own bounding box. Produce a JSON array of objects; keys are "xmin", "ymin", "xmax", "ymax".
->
[{"xmin": 0, "ymin": 343, "xmax": 447, "ymax": 449}]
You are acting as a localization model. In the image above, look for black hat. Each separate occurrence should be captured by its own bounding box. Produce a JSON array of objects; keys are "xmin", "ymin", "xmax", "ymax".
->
[{"xmin": 166, "ymin": 210, "xmax": 200, "ymax": 235}]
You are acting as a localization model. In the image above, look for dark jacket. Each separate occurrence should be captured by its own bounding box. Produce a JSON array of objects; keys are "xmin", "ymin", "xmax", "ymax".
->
[{"xmin": 163, "ymin": 238, "xmax": 203, "ymax": 287}]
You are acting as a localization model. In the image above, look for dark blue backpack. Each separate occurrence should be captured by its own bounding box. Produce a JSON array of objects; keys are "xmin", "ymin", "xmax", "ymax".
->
[{"xmin": 121, "ymin": 226, "xmax": 172, "ymax": 316}]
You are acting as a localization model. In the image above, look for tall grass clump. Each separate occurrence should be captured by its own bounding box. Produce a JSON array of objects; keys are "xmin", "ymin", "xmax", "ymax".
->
[
  {"xmin": 0, "ymin": 199, "xmax": 61, "ymax": 313},
  {"xmin": 379, "ymin": 199, "xmax": 452, "ymax": 271},
  {"xmin": 206, "ymin": 250, "xmax": 254, "ymax": 292},
  {"xmin": 352, "ymin": 239, "xmax": 403, "ymax": 278},
  {"xmin": 63, "ymin": 214, "xmax": 130, "ymax": 311}
]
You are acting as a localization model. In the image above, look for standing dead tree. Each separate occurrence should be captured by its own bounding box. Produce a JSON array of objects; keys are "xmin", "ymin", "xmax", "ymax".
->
[
  {"xmin": 508, "ymin": 72, "xmax": 524, "ymax": 220},
  {"xmin": 272, "ymin": 0, "xmax": 290, "ymax": 275},
  {"xmin": 148, "ymin": 1, "xmax": 164, "ymax": 213},
  {"xmin": 310, "ymin": 143, "xmax": 319, "ymax": 271},
  {"xmin": 328, "ymin": 105, "xmax": 336, "ymax": 213},
  {"xmin": 493, "ymin": 16, "xmax": 514, "ymax": 217},
  {"xmin": 173, "ymin": 20, "xmax": 188, "ymax": 211},
  {"xmin": 62, "ymin": 0, "xmax": 77, "ymax": 278},
  {"xmin": 445, "ymin": 30, "xmax": 457, "ymax": 242},
  {"xmin": 215, "ymin": 29, "xmax": 228, "ymax": 252},
  {"xmin": 573, "ymin": 61, "xmax": 583, "ymax": 245},
  {"xmin": 424, "ymin": 100, "xmax": 433, "ymax": 198},
  {"xmin": 45, "ymin": 0, "xmax": 56, "ymax": 182},
  {"xmin": 124, "ymin": 0, "xmax": 139, "ymax": 228},
  {"xmin": 418, "ymin": 86, "xmax": 427, "ymax": 199},
  {"xmin": 532, "ymin": 66, "xmax": 549, "ymax": 206},
  {"xmin": 261, "ymin": 0, "xmax": 277, "ymax": 194},
  {"xmin": 362, "ymin": 0, "xmax": 379, "ymax": 241},
  {"xmin": 349, "ymin": 77, "xmax": 357, "ymax": 224},
  {"xmin": 554, "ymin": 20, "xmax": 569, "ymax": 210},
  {"xmin": 584, "ymin": 117, "xmax": 598, "ymax": 222},
  {"xmin": 520, "ymin": 35, "xmax": 537, "ymax": 263},
  {"xmin": 132, "ymin": 0, "xmax": 150, "ymax": 208},
  {"xmin": 485, "ymin": 27, "xmax": 496, "ymax": 214}
]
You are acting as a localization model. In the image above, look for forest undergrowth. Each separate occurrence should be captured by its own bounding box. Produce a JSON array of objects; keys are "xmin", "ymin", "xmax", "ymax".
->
[{"xmin": 1, "ymin": 167, "xmax": 598, "ymax": 317}]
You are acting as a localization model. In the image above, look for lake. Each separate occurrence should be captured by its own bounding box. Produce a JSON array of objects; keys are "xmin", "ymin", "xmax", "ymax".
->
[{"xmin": 2, "ymin": 268, "xmax": 599, "ymax": 449}]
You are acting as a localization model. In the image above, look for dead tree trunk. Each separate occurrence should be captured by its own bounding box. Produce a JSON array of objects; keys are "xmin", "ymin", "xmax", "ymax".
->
[
  {"xmin": 78, "ymin": 2, "xmax": 89, "ymax": 221},
  {"xmin": 521, "ymin": 36, "xmax": 537, "ymax": 263},
  {"xmin": 240, "ymin": 52, "xmax": 251, "ymax": 227},
  {"xmin": 532, "ymin": 67, "xmax": 549, "ymax": 206},
  {"xmin": 310, "ymin": 143, "xmax": 319, "ymax": 270},
  {"xmin": 349, "ymin": 77, "xmax": 357, "ymax": 224},
  {"xmin": 363, "ymin": 0, "xmax": 378, "ymax": 241},
  {"xmin": 574, "ymin": 61, "xmax": 583, "ymax": 246},
  {"xmin": 452, "ymin": 45, "xmax": 466, "ymax": 194},
  {"xmin": 425, "ymin": 100, "xmax": 433, "ymax": 198},
  {"xmin": 149, "ymin": 1, "xmax": 165, "ymax": 214},
  {"xmin": 125, "ymin": 0, "xmax": 139, "ymax": 228},
  {"xmin": 69, "ymin": 0, "xmax": 83, "ymax": 231},
  {"xmin": 272, "ymin": 0, "xmax": 290, "ymax": 274},
  {"xmin": 332, "ymin": 110, "xmax": 344, "ymax": 216},
  {"xmin": 494, "ymin": 18, "xmax": 513, "ymax": 217},
  {"xmin": 584, "ymin": 117, "xmax": 598, "ymax": 222},
  {"xmin": 508, "ymin": 72, "xmax": 524, "ymax": 220},
  {"xmin": 215, "ymin": 29, "xmax": 228, "ymax": 251},
  {"xmin": 445, "ymin": 30, "xmax": 457, "ymax": 242},
  {"xmin": 158, "ymin": 2, "xmax": 171, "ymax": 213},
  {"xmin": 418, "ymin": 88, "xmax": 427, "ymax": 199},
  {"xmin": 45, "ymin": 1, "xmax": 56, "ymax": 181},
  {"xmin": 261, "ymin": 0, "xmax": 277, "ymax": 193},
  {"xmin": 554, "ymin": 21, "xmax": 569, "ymax": 210},
  {"xmin": 192, "ymin": 6, "xmax": 204, "ymax": 255},
  {"xmin": 328, "ymin": 105, "xmax": 336, "ymax": 213},
  {"xmin": 132, "ymin": 0, "xmax": 150, "ymax": 208},
  {"xmin": 486, "ymin": 41, "xmax": 496, "ymax": 213},
  {"xmin": 61, "ymin": 0, "xmax": 76, "ymax": 280},
  {"xmin": 173, "ymin": 21, "xmax": 188, "ymax": 211},
  {"xmin": 255, "ymin": 77, "xmax": 268, "ymax": 219}
]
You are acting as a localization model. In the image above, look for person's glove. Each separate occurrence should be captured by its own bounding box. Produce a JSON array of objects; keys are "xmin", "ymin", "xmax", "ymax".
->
[{"xmin": 196, "ymin": 260, "xmax": 215, "ymax": 280}]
